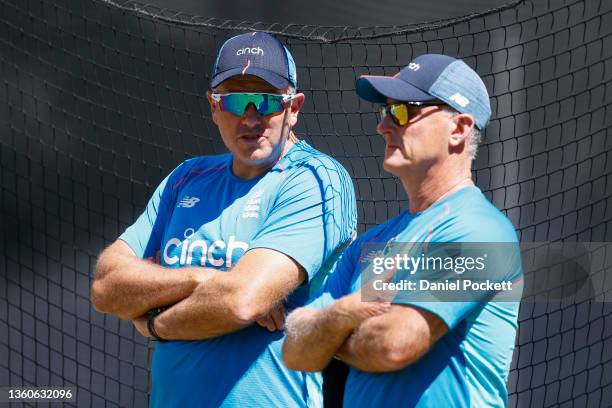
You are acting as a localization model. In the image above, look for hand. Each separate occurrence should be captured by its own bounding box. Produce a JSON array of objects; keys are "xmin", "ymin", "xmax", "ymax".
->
[
  {"xmin": 132, "ymin": 315, "xmax": 151, "ymax": 337},
  {"xmin": 256, "ymin": 303, "xmax": 285, "ymax": 332},
  {"xmin": 331, "ymin": 269, "xmax": 394, "ymax": 330},
  {"xmin": 360, "ymin": 264, "xmax": 400, "ymax": 303},
  {"xmin": 333, "ymin": 289, "xmax": 391, "ymax": 329}
]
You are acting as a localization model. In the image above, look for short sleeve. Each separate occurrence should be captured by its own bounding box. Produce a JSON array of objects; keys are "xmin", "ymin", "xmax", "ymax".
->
[
  {"xmin": 249, "ymin": 158, "xmax": 357, "ymax": 280},
  {"xmin": 392, "ymin": 211, "xmax": 522, "ymax": 330},
  {"xmin": 304, "ymin": 237, "xmax": 361, "ymax": 310},
  {"xmin": 119, "ymin": 165, "xmax": 184, "ymax": 258}
]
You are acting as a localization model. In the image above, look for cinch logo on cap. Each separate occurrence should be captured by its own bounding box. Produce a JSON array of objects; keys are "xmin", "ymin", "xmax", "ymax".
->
[
  {"xmin": 408, "ymin": 62, "xmax": 421, "ymax": 71},
  {"xmin": 211, "ymin": 32, "xmax": 297, "ymax": 89},
  {"xmin": 236, "ymin": 47, "xmax": 264, "ymax": 56}
]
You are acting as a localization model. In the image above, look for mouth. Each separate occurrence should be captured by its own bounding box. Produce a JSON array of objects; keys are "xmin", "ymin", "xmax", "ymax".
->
[{"xmin": 238, "ymin": 134, "xmax": 264, "ymax": 145}]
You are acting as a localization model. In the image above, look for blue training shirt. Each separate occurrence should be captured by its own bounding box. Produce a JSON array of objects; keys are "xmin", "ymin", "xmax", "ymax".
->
[
  {"xmin": 309, "ymin": 186, "xmax": 521, "ymax": 408},
  {"xmin": 120, "ymin": 140, "xmax": 357, "ymax": 407}
]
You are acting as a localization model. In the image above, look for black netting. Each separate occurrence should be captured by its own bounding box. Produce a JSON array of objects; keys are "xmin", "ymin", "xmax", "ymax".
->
[{"xmin": 1, "ymin": 0, "xmax": 611, "ymax": 406}]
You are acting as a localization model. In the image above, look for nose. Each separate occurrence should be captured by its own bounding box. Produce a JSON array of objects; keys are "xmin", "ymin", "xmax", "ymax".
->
[
  {"xmin": 241, "ymin": 103, "xmax": 263, "ymax": 127},
  {"xmin": 376, "ymin": 113, "xmax": 396, "ymax": 139}
]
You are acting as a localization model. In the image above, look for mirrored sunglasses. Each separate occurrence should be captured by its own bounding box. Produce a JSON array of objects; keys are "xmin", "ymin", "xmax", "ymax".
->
[
  {"xmin": 211, "ymin": 93, "xmax": 295, "ymax": 116},
  {"xmin": 379, "ymin": 102, "xmax": 444, "ymax": 126}
]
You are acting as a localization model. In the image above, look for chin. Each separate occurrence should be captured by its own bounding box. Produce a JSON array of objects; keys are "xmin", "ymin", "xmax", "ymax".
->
[
  {"xmin": 382, "ymin": 159, "xmax": 409, "ymax": 176},
  {"xmin": 241, "ymin": 150, "xmax": 277, "ymax": 167},
  {"xmin": 382, "ymin": 158, "xmax": 399, "ymax": 172}
]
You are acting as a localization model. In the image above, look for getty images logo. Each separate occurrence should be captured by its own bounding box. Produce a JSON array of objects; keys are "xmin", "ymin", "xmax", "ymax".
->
[
  {"xmin": 163, "ymin": 228, "xmax": 249, "ymax": 268},
  {"xmin": 236, "ymin": 47, "xmax": 264, "ymax": 56}
]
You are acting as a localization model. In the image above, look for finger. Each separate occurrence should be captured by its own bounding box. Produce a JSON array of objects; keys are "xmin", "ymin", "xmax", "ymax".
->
[
  {"xmin": 256, "ymin": 318, "xmax": 270, "ymax": 329},
  {"xmin": 380, "ymin": 265, "xmax": 398, "ymax": 283},
  {"xmin": 270, "ymin": 308, "xmax": 285, "ymax": 330},
  {"xmin": 363, "ymin": 270, "xmax": 400, "ymax": 303},
  {"xmin": 257, "ymin": 316, "xmax": 276, "ymax": 331},
  {"xmin": 361, "ymin": 280, "xmax": 381, "ymax": 301},
  {"xmin": 373, "ymin": 301, "xmax": 392, "ymax": 314},
  {"xmin": 359, "ymin": 301, "xmax": 391, "ymax": 320},
  {"xmin": 265, "ymin": 317, "xmax": 276, "ymax": 331}
]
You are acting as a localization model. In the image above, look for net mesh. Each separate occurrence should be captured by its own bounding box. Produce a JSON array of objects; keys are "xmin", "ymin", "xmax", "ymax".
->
[{"xmin": 1, "ymin": 0, "xmax": 611, "ymax": 406}]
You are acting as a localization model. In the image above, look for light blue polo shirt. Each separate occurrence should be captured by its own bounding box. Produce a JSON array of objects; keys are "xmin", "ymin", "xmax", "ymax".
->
[
  {"xmin": 120, "ymin": 140, "xmax": 357, "ymax": 407},
  {"xmin": 309, "ymin": 186, "xmax": 521, "ymax": 407}
]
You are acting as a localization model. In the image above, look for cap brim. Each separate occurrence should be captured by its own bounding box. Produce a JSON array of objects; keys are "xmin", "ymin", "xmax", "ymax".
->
[
  {"xmin": 211, "ymin": 67, "xmax": 291, "ymax": 89},
  {"xmin": 356, "ymin": 76, "xmax": 435, "ymax": 104}
]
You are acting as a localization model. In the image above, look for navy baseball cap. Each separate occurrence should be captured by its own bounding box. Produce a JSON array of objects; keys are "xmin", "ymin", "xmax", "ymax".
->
[
  {"xmin": 211, "ymin": 32, "xmax": 297, "ymax": 90},
  {"xmin": 356, "ymin": 54, "xmax": 491, "ymax": 129}
]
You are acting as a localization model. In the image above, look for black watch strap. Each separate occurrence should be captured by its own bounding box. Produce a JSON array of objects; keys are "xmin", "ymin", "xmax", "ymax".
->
[{"xmin": 147, "ymin": 307, "xmax": 167, "ymax": 342}]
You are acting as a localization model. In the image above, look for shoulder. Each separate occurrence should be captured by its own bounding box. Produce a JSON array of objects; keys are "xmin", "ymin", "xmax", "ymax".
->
[
  {"xmin": 336, "ymin": 212, "xmax": 408, "ymax": 270},
  {"xmin": 278, "ymin": 141, "xmax": 352, "ymax": 184},
  {"xmin": 166, "ymin": 154, "xmax": 231, "ymax": 187},
  {"xmin": 177, "ymin": 154, "xmax": 231, "ymax": 174},
  {"xmin": 437, "ymin": 187, "xmax": 518, "ymax": 243},
  {"xmin": 355, "ymin": 211, "xmax": 408, "ymax": 246}
]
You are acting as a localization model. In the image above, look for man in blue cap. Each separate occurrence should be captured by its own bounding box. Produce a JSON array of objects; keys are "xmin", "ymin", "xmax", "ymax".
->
[
  {"xmin": 283, "ymin": 54, "xmax": 521, "ymax": 407},
  {"xmin": 91, "ymin": 32, "xmax": 357, "ymax": 407}
]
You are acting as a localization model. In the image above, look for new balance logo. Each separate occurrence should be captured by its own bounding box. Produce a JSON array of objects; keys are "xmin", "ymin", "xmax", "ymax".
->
[
  {"xmin": 237, "ymin": 47, "xmax": 264, "ymax": 56},
  {"xmin": 177, "ymin": 196, "xmax": 200, "ymax": 208},
  {"xmin": 449, "ymin": 92, "xmax": 470, "ymax": 107}
]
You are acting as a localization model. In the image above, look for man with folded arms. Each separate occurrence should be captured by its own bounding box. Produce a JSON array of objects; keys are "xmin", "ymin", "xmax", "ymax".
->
[
  {"xmin": 283, "ymin": 54, "xmax": 521, "ymax": 407},
  {"xmin": 91, "ymin": 32, "xmax": 356, "ymax": 407}
]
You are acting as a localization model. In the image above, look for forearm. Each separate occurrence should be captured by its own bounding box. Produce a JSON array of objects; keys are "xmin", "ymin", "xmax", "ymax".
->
[
  {"xmin": 336, "ymin": 306, "xmax": 444, "ymax": 373},
  {"xmin": 153, "ymin": 248, "xmax": 306, "ymax": 340},
  {"xmin": 91, "ymin": 241, "xmax": 204, "ymax": 320},
  {"xmin": 336, "ymin": 315, "xmax": 404, "ymax": 372},
  {"xmin": 282, "ymin": 300, "xmax": 361, "ymax": 372},
  {"xmin": 153, "ymin": 270, "xmax": 252, "ymax": 340}
]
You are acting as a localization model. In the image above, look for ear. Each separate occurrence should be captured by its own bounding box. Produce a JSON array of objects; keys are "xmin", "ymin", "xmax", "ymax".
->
[
  {"xmin": 287, "ymin": 93, "xmax": 305, "ymax": 127},
  {"xmin": 206, "ymin": 90, "xmax": 219, "ymax": 125},
  {"xmin": 449, "ymin": 113, "xmax": 474, "ymax": 148}
]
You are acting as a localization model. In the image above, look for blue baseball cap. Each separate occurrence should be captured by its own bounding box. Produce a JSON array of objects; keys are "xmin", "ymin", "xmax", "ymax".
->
[
  {"xmin": 356, "ymin": 54, "xmax": 491, "ymax": 129},
  {"xmin": 211, "ymin": 32, "xmax": 297, "ymax": 90}
]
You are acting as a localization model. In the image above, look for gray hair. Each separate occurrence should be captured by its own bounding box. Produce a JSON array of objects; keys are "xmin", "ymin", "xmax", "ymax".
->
[{"xmin": 466, "ymin": 127, "xmax": 482, "ymax": 161}]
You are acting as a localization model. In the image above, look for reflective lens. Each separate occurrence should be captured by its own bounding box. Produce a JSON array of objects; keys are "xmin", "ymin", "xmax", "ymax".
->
[
  {"xmin": 211, "ymin": 93, "xmax": 294, "ymax": 116},
  {"xmin": 380, "ymin": 103, "xmax": 409, "ymax": 126},
  {"xmin": 380, "ymin": 102, "xmax": 446, "ymax": 126}
]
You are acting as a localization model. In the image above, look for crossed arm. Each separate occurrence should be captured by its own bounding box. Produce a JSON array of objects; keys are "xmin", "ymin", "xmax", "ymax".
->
[
  {"xmin": 91, "ymin": 239, "xmax": 305, "ymax": 340},
  {"xmin": 282, "ymin": 293, "xmax": 447, "ymax": 373}
]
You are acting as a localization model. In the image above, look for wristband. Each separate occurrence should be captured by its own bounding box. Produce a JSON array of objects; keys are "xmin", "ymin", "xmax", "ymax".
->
[{"xmin": 147, "ymin": 307, "xmax": 167, "ymax": 342}]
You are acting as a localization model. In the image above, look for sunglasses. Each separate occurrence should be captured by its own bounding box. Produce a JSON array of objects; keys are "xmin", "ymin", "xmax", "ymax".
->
[
  {"xmin": 379, "ymin": 102, "xmax": 443, "ymax": 126},
  {"xmin": 211, "ymin": 93, "xmax": 295, "ymax": 116}
]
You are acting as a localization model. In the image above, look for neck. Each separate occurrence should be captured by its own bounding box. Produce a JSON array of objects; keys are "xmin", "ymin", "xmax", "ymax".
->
[
  {"xmin": 400, "ymin": 163, "xmax": 473, "ymax": 214},
  {"xmin": 232, "ymin": 132, "xmax": 297, "ymax": 180}
]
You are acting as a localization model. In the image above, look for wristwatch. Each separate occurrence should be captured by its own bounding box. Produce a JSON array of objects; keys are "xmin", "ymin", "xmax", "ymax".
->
[{"xmin": 147, "ymin": 307, "xmax": 167, "ymax": 342}]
